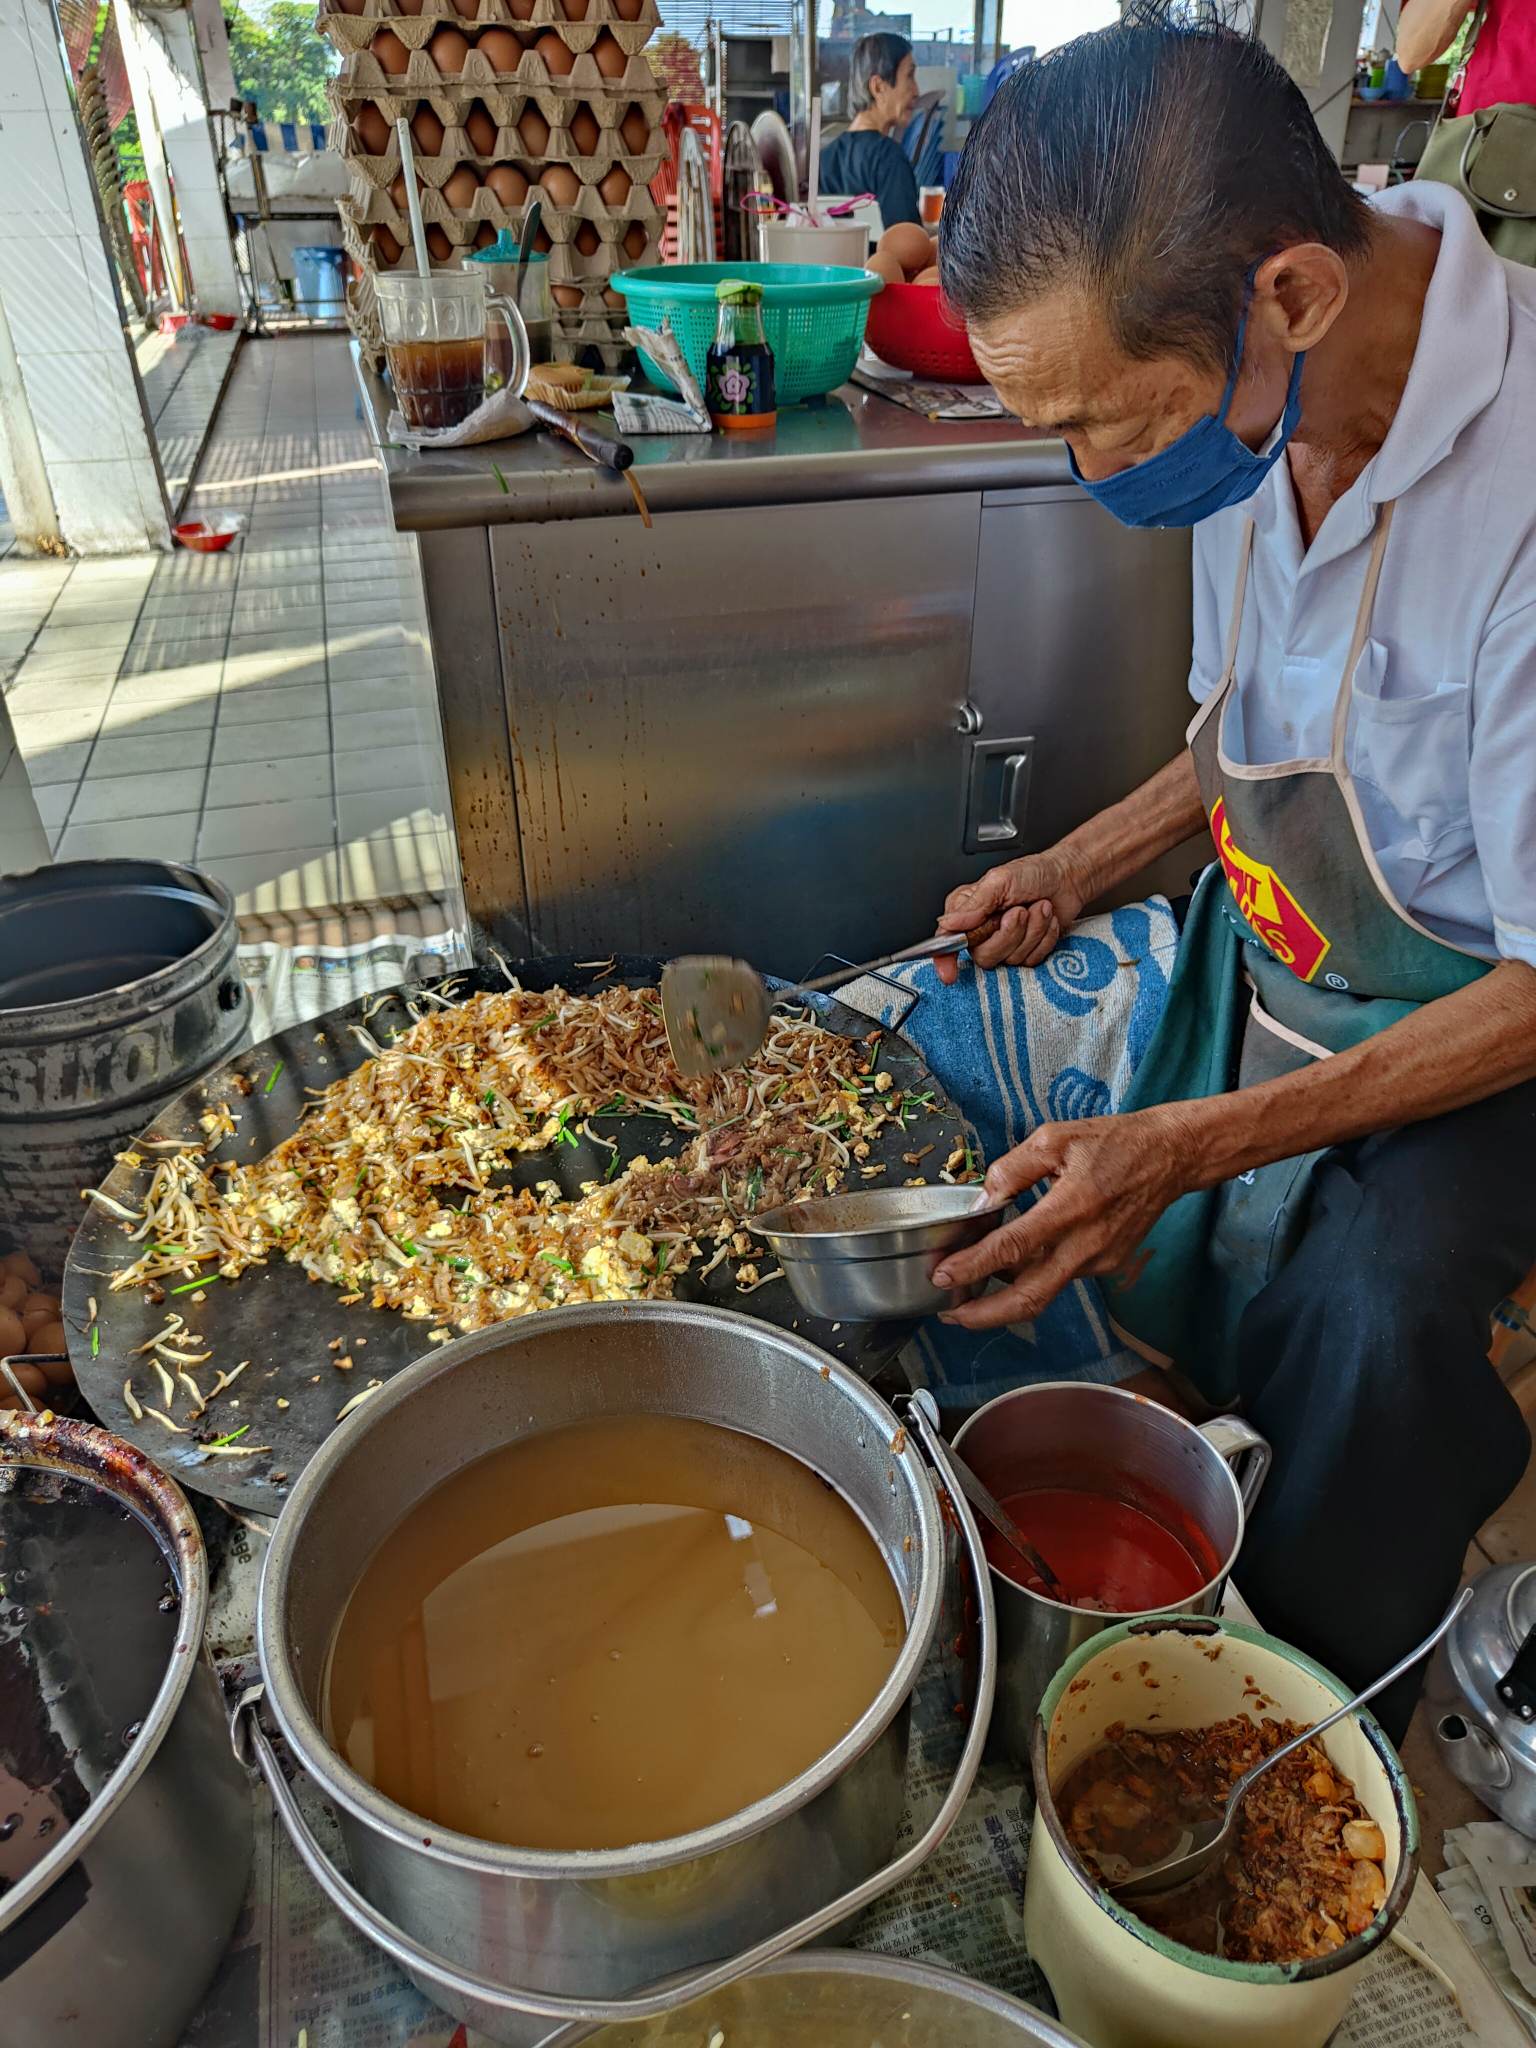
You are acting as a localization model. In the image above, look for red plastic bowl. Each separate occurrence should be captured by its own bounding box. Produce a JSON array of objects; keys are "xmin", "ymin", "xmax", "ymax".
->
[
  {"xmin": 865, "ymin": 279, "xmax": 984, "ymax": 383},
  {"xmin": 173, "ymin": 518, "xmax": 242, "ymax": 553}
]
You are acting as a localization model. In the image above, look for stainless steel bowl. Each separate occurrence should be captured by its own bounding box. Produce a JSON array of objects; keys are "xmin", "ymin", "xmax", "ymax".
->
[{"xmin": 755, "ymin": 1186, "xmax": 1005, "ymax": 1321}]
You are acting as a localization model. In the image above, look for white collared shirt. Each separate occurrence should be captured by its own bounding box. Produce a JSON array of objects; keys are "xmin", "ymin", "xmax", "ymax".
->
[{"xmin": 1189, "ymin": 182, "xmax": 1536, "ymax": 966}]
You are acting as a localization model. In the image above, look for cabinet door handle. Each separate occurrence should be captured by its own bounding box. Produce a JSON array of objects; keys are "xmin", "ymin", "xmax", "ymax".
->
[{"xmin": 964, "ymin": 736, "xmax": 1034, "ymax": 853}]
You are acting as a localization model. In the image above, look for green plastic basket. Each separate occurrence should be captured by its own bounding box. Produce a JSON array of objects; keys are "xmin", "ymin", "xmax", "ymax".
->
[{"xmin": 611, "ymin": 262, "xmax": 882, "ymax": 407}]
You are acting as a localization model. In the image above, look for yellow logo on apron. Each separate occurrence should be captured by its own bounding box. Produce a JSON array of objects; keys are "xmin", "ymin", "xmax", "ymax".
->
[{"xmin": 1210, "ymin": 796, "xmax": 1332, "ymax": 982}]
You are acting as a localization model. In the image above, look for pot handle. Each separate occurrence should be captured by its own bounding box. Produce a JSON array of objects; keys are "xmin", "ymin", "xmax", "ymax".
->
[
  {"xmin": 228, "ymin": 1420, "xmax": 997, "ymax": 2027},
  {"xmin": 1195, "ymin": 1413, "xmax": 1272, "ymax": 1519}
]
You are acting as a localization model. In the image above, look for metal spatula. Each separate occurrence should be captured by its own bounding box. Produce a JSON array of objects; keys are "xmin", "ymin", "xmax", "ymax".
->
[{"xmin": 660, "ymin": 929, "xmax": 985, "ymax": 1078}]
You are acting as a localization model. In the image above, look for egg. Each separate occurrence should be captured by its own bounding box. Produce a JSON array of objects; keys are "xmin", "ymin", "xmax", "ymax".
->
[
  {"xmin": 30, "ymin": 1321, "xmax": 68, "ymax": 1362},
  {"xmin": 532, "ymin": 224, "xmax": 552, "ymax": 251},
  {"xmin": 568, "ymin": 105, "xmax": 600, "ymax": 154},
  {"xmin": 619, "ymin": 104, "xmax": 651, "ymax": 153},
  {"xmin": 465, "ymin": 101, "xmax": 499, "ymax": 153},
  {"xmin": 591, "ymin": 31, "xmax": 626, "ymax": 77},
  {"xmin": 911, "ymin": 264, "xmax": 941, "ymax": 286},
  {"xmin": 0, "ymin": 1363, "xmax": 46, "ymax": 1409},
  {"xmin": 442, "ymin": 164, "xmax": 482, "ymax": 208},
  {"xmin": 597, "ymin": 164, "xmax": 630, "ymax": 207},
  {"xmin": 411, "ymin": 103, "xmax": 446, "ymax": 153},
  {"xmin": 1, "ymin": 1250, "xmax": 40, "ymax": 1288},
  {"xmin": 0, "ymin": 1307, "xmax": 25, "ymax": 1357},
  {"xmin": 602, "ymin": 285, "xmax": 624, "ymax": 308},
  {"xmin": 388, "ymin": 170, "xmax": 409, "ymax": 209},
  {"xmin": 37, "ymin": 1339, "xmax": 75, "ymax": 1387},
  {"xmin": 574, "ymin": 220, "xmax": 600, "ymax": 254},
  {"xmin": 477, "ymin": 26, "xmax": 522, "ymax": 70},
  {"xmin": 354, "ymin": 103, "xmax": 391, "ymax": 152},
  {"xmin": 426, "ymin": 223, "xmax": 454, "ymax": 260},
  {"xmin": 473, "ymin": 220, "xmax": 497, "ymax": 247},
  {"xmin": 0, "ymin": 1273, "xmax": 24, "ymax": 1311},
  {"xmin": 21, "ymin": 1288, "xmax": 59, "ymax": 1315},
  {"xmin": 552, "ymin": 281, "xmax": 584, "ymax": 308},
  {"xmin": 505, "ymin": 0, "xmax": 534, "ymax": 18},
  {"xmin": 485, "ymin": 162, "xmax": 528, "ymax": 206},
  {"xmin": 622, "ymin": 221, "xmax": 648, "ymax": 259},
  {"xmin": 333, "ymin": 0, "xmax": 366, "ymax": 14},
  {"xmin": 373, "ymin": 225, "xmax": 404, "ymax": 265},
  {"xmin": 614, "ymin": 0, "xmax": 644, "ymax": 17},
  {"xmin": 395, "ymin": 0, "xmax": 425, "ymax": 13},
  {"xmin": 534, "ymin": 30, "xmax": 574, "ymax": 75},
  {"xmin": 427, "ymin": 26, "xmax": 470, "ymax": 72},
  {"xmin": 451, "ymin": 0, "xmax": 479, "ymax": 16},
  {"xmin": 371, "ymin": 29, "xmax": 411, "ymax": 73},
  {"xmin": 878, "ymin": 220, "xmax": 934, "ymax": 279},
  {"xmin": 866, "ymin": 249, "xmax": 905, "ymax": 286},
  {"xmin": 518, "ymin": 107, "xmax": 550, "ymax": 153},
  {"xmin": 561, "ymin": 0, "xmax": 588, "ymax": 16},
  {"xmin": 538, "ymin": 163, "xmax": 579, "ymax": 208}
]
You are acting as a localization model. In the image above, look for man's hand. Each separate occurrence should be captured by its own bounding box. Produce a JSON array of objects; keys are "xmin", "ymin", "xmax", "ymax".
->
[
  {"xmin": 933, "ymin": 847, "xmax": 1093, "ymax": 983},
  {"xmin": 931, "ymin": 1108, "xmax": 1197, "ymax": 1329}
]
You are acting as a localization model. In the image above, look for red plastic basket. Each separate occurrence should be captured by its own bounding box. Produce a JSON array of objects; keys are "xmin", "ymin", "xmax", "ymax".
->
[{"xmin": 864, "ymin": 279, "xmax": 983, "ymax": 383}]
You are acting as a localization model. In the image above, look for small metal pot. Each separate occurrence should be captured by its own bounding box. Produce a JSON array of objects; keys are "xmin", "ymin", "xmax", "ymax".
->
[
  {"xmin": 953, "ymin": 1382, "xmax": 1271, "ymax": 1765},
  {"xmin": 756, "ymin": 1185, "xmax": 1005, "ymax": 1320},
  {"xmin": 1425, "ymin": 1557, "xmax": 1536, "ymax": 1835},
  {"xmin": 0, "ymin": 1412, "xmax": 252, "ymax": 2048},
  {"xmin": 544, "ymin": 1948, "xmax": 1092, "ymax": 2044},
  {"xmin": 237, "ymin": 1301, "xmax": 996, "ymax": 2047}
]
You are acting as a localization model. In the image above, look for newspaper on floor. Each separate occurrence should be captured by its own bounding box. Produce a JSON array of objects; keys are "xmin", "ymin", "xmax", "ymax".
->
[
  {"xmin": 1436, "ymin": 1820, "xmax": 1536, "ymax": 2038},
  {"xmin": 238, "ymin": 929, "xmax": 472, "ymax": 1041},
  {"xmin": 180, "ymin": 1625, "xmax": 1517, "ymax": 2048}
]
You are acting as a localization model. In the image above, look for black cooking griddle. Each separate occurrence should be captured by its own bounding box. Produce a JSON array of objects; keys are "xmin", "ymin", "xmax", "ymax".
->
[{"xmin": 62, "ymin": 954, "xmax": 968, "ymax": 1515}]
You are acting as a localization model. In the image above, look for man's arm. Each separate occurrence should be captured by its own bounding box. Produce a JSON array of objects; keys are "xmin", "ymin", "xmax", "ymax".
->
[
  {"xmin": 935, "ymin": 751, "xmax": 1204, "ymax": 977},
  {"xmin": 933, "ymin": 958, "xmax": 1536, "ymax": 1328},
  {"xmin": 1396, "ymin": 0, "xmax": 1471, "ymax": 75}
]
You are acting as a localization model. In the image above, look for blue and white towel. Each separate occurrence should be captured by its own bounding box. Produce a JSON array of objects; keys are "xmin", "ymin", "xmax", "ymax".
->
[{"xmin": 859, "ymin": 899, "xmax": 1182, "ymax": 1411}]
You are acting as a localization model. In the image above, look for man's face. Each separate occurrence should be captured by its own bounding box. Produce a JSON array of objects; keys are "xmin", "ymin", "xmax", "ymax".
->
[{"xmin": 968, "ymin": 284, "xmax": 1293, "ymax": 480}]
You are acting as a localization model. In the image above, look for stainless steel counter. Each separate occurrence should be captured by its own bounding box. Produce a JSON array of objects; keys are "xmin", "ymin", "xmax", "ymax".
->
[{"xmin": 360, "ymin": 354, "xmax": 1199, "ymax": 974}]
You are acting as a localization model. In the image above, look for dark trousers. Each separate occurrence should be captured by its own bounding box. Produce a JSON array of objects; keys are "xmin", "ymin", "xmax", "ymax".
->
[{"xmin": 1231, "ymin": 1075, "xmax": 1536, "ymax": 1742}]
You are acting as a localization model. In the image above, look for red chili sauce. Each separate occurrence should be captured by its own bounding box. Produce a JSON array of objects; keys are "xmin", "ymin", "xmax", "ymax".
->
[{"xmin": 981, "ymin": 1486, "xmax": 1218, "ymax": 1612}]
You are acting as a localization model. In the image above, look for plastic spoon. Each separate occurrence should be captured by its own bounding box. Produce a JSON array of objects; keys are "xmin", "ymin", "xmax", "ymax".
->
[{"xmin": 1110, "ymin": 1587, "xmax": 1474, "ymax": 1904}]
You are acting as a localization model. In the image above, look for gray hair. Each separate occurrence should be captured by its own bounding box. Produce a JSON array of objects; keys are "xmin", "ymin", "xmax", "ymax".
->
[
  {"xmin": 938, "ymin": 1, "xmax": 1372, "ymax": 370},
  {"xmin": 849, "ymin": 32, "xmax": 912, "ymax": 114}
]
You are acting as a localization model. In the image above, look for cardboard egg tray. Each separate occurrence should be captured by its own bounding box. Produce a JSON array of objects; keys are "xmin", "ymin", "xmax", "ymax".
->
[
  {"xmin": 334, "ymin": 28, "xmax": 660, "ymax": 103},
  {"xmin": 319, "ymin": 0, "xmax": 659, "ymax": 59},
  {"xmin": 341, "ymin": 180, "xmax": 660, "ymax": 247},
  {"xmin": 550, "ymin": 308, "xmax": 632, "ymax": 371},
  {"xmin": 548, "ymin": 276, "xmax": 627, "ymax": 317},
  {"xmin": 338, "ymin": 129, "xmax": 665, "ymax": 192},
  {"xmin": 328, "ymin": 71, "xmax": 663, "ymax": 138}
]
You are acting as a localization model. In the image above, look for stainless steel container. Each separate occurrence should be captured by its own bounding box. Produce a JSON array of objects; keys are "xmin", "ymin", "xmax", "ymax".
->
[
  {"xmin": 1426, "ymin": 1558, "xmax": 1536, "ymax": 1835},
  {"xmin": 755, "ymin": 1186, "xmax": 1005, "ymax": 1320},
  {"xmin": 239, "ymin": 1301, "xmax": 996, "ymax": 2047},
  {"xmin": 546, "ymin": 1949, "xmax": 1092, "ymax": 2045},
  {"xmin": 0, "ymin": 1411, "xmax": 253, "ymax": 2047},
  {"xmin": 953, "ymin": 1382, "xmax": 1270, "ymax": 1765},
  {"xmin": 0, "ymin": 858, "xmax": 249, "ymax": 1273}
]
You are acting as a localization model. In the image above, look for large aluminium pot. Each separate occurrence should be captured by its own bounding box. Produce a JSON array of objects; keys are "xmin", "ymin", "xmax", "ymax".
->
[
  {"xmin": 0, "ymin": 1411, "xmax": 253, "ymax": 2046},
  {"xmin": 238, "ymin": 1301, "xmax": 996, "ymax": 2047},
  {"xmin": 0, "ymin": 858, "xmax": 249, "ymax": 1273}
]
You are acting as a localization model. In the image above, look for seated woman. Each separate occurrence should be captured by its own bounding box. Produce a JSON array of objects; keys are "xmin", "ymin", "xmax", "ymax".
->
[{"xmin": 820, "ymin": 33, "xmax": 923, "ymax": 233}]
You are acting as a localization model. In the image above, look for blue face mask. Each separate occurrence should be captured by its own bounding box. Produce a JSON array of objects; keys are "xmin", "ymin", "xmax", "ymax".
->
[{"xmin": 1070, "ymin": 304, "xmax": 1306, "ymax": 530}]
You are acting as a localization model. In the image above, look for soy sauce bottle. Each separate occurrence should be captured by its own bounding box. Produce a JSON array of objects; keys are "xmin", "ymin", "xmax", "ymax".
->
[{"xmin": 705, "ymin": 279, "xmax": 777, "ymax": 432}]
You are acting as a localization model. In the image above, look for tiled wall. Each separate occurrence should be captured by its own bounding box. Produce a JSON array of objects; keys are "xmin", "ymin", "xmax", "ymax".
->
[
  {"xmin": 0, "ymin": 680, "xmax": 49, "ymax": 878},
  {"xmin": 0, "ymin": 0, "xmax": 170, "ymax": 552}
]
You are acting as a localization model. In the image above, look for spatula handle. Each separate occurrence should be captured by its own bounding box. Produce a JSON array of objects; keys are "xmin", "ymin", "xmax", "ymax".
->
[{"xmin": 797, "ymin": 919, "xmax": 1000, "ymax": 995}]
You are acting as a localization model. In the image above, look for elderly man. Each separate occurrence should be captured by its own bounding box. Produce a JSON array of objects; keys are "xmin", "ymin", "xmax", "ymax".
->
[{"xmin": 925, "ymin": 5, "xmax": 1536, "ymax": 1734}]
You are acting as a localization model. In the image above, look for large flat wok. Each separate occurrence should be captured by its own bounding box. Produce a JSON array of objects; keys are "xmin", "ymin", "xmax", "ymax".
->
[{"xmin": 62, "ymin": 954, "xmax": 968, "ymax": 1514}]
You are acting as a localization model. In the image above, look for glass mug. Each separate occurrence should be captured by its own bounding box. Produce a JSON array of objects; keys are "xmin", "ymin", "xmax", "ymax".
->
[
  {"xmin": 462, "ymin": 251, "xmax": 553, "ymax": 381},
  {"xmin": 375, "ymin": 270, "xmax": 530, "ymax": 430}
]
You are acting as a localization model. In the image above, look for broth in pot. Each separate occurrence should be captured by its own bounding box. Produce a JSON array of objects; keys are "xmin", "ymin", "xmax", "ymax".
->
[{"xmin": 323, "ymin": 1414, "xmax": 905, "ymax": 1852}]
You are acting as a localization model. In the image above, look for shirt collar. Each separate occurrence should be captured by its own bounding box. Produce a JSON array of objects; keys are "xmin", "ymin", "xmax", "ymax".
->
[{"xmin": 1246, "ymin": 183, "xmax": 1510, "ymax": 558}]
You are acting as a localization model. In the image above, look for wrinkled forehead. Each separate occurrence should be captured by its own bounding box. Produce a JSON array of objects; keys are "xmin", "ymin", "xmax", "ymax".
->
[{"xmin": 967, "ymin": 287, "xmax": 1206, "ymax": 433}]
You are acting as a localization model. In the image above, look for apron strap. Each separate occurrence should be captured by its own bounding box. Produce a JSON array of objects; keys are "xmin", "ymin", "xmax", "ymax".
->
[
  {"xmin": 1329, "ymin": 501, "xmax": 1397, "ymax": 765},
  {"xmin": 1220, "ymin": 521, "xmax": 1257, "ymax": 689}
]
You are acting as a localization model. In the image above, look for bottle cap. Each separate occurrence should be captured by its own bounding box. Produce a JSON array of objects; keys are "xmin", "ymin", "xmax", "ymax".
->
[{"xmin": 715, "ymin": 278, "xmax": 764, "ymax": 305}]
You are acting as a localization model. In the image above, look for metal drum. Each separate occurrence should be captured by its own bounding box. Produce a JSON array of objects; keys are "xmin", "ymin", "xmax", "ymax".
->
[
  {"xmin": 238, "ymin": 1300, "xmax": 996, "ymax": 2047},
  {"xmin": 0, "ymin": 1411, "xmax": 252, "ymax": 2047},
  {"xmin": 0, "ymin": 859, "xmax": 249, "ymax": 1273}
]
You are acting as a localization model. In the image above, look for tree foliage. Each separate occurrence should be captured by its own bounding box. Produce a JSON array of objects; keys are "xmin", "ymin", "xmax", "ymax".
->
[{"xmin": 226, "ymin": 1, "xmax": 338, "ymax": 124}]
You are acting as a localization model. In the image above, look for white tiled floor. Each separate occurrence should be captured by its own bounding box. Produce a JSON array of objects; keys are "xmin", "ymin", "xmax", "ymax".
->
[{"xmin": 0, "ymin": 335, "xmax": 459, "ymax": 920}]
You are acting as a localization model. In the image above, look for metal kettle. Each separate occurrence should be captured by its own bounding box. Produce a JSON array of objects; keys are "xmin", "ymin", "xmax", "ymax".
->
[{"xmin": 1426, "ymin": 1558, "xmax": 1536, "ymax": 1837}]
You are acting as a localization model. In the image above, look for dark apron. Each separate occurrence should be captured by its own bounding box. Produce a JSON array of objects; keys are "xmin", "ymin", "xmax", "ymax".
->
[{"xmin": 1109, "ymin": 502, "xmax": 1491, "ymax": 1404}]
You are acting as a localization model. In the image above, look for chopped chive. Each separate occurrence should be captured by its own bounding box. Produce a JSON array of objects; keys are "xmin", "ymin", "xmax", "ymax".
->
[
  {"xmin": 209, "ymin": 1423, "xmax": 249, "ymax": 1448},
  {"xmin": 399, "ymin": 1237, "xmax": 418, "ymax": 1256},
  {"xmin": 653, "ymin": 1246, "xmax": 670, "ymax": 1278},
  {"xmin": 769, "ymin": 1079, "xmax": 787, "ymax": 1102},
  {"xmin": 90, "ymin": 1325, "xmax": 100, "ymax": 1357},
  {"xmin": 263, "ymin": 1062, "xmax": 283, "ymax": 1095},
  {"xmin": 746, "ymin": 1166, "xmax": 764, "ymax": 1209},
  {"xmin": 483, "ymin": 1088, "xmax": 497, "ymax": 1108},
  {"xmin": 492, "ymin": 462, "xmax": 509, "ymax": 493},
  {"xmin": 540, "ymin": 1252, "xmax": 576, "ymax": 1275},
  {"xmin": 605, "ymin": 1149, "xmax": 623, "ymax": 1181},
  {"xmin": 170, "ymin": 1275, "xmax": 217, "ymax": 1295}
]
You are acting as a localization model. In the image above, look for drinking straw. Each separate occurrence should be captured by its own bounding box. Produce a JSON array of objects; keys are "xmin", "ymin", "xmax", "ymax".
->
[
  {"xmin": 807, "ymin": 98, "xmax": 822, "ymax": 226},
  {"xmin": 395, "ymin": 116, "xmax": 431, "ymax": 278}
]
